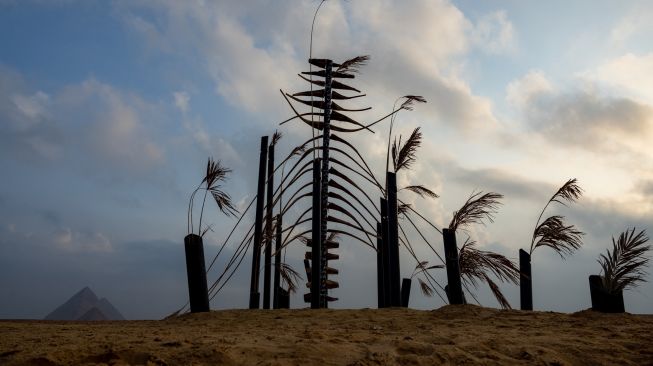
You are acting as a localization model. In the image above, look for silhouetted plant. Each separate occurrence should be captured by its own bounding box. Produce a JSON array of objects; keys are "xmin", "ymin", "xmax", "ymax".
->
[
  {"xmin": 458, "ymin": 238, "xmax": 519, "ymax": 309},
  {"xmin": 187, "ymin": 158, "xmax": 238, "ymax": 236},
  {"xmin": 278, "ymin": 262, "xmax": 302, "ymax": 294},
  {"xmin": 598, "ymin": 228, "xmax": 650, "ymax": 294},
  {"xmin": 408, "ymin": 261, "xmax": 443, "ymax": 297},
  {"xmin": 529, "ymin": 179, "xmax": 584, "ymax": 257},
  {"xmin": 449, "ymin": 191, "xmax": 503, "ymax": 232},
  {"xmin": 445, "ymin": 191, "xmax": 520, "ymax": 308}
]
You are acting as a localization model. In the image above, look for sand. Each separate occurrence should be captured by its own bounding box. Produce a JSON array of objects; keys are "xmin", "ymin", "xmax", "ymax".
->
[{"xmin": 1, "ymin": 305, "xmax": 652, "ymax": 365}]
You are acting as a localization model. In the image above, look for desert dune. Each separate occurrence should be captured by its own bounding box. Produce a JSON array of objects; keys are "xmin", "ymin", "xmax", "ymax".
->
[{"xmin": 1, "ymin": 305, "xmax": 652, "ymax": 365}]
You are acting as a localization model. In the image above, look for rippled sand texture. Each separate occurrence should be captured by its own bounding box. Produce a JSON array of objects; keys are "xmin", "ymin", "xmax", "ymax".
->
[{"xmin": 1, "ymin": 305, "xmax": 652, "ymax": 365}]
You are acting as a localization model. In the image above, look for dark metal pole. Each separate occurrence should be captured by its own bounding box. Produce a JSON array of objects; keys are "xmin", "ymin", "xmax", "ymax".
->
[
  {"xmin": 249, "ymin": 136, "xmax": 268, "ymax": 309},
  {"xmin": 380, "ymin": 197, "xmax": 391, "ymax": 308},
  {"xmin": 401, "ymin": 278, "xmax": 411, "ymax": 308},
  {"xmin": 263, "ymin": 143, "xmax": 275, "ymax": 309},
  {"xmin": 184, "ymin": 234, "xmax": 210, "ymax": 313},
  {"xmin": 273, "ymin": 215, "xmax": 282, "ymax": 309},
  {"xmin": 386, "ymin": 172, "xmax": 401, "ymax": 307},
  {"xmin": 311, "ymin": 158, "xmax": 322, "ymax": 309},
  {"xmin": 376, "ymin": 221, "xmax": 385, "ymax": 308},
  {"xmin": 319, "ymin": 60, "xmax": 333, "ymax": 308},
  {"xmin": 442, "ymin": 228, "xmax": 464, "ymax": 305},
  {"xmin": 519, "ymin": 249, "xmax": 533, "ymax": 311}
]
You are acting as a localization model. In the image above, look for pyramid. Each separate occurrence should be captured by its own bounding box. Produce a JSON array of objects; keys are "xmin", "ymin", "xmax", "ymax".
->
[{"xmin": 44, "ymin": 287, "xmax": 125, "ymax": 321}]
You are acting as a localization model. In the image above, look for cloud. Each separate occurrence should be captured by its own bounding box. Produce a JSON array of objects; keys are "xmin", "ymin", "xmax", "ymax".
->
[
  {"xmin": 507, "ymin": 70, "xmax": 653, "ymax": 155},
  {"xmin": 116, "ymin": 0, "xmax": 501, "ymax": 134},
  {"xmin": 609, "ymin": 7, "xmax": 653, "ymax": 45},
  {"xmin": 589, "ymin": 52, "xmax": 653, "ymax": 104},
  {"xmin": 12, "ymin": 91, "xmax": 50, "ymax": 122},
  {"xmin": 52, "ymin": 227, "xmax": 113, "ymax": 253},
  {"xmin": 471, "ymin": 10, "xmax": 516, "ymax": 55},
  {"xmin": 173, "ymin": 91, "xmax": 190, "ymax": 113},
  {"xmin": 0, "ymin": 68, "xmax": 167, "ymax": 172}
]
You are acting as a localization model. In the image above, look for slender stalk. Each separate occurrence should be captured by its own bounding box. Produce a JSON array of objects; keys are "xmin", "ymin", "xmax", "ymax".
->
[{"xmin": 197, "ymin": 188, "xmax": 209, "ymax": 236}]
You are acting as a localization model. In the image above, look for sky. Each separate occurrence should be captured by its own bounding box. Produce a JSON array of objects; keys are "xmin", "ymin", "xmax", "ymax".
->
[{"xmin": 1, "ymin": 0, "xmax": 652, "ymax": 319}]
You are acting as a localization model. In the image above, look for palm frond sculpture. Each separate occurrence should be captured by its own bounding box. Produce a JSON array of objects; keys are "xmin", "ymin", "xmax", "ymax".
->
[
  {"xmin": 598, "ymin": 228, "xmax": 650, "ymax": 294},
  {"xmin": 278, "ymin": 51, "xmax": 427, "ymax": 307},
  {"xmin": 529, "ymin": 179, "xmax": 584, "ymax": 257}
]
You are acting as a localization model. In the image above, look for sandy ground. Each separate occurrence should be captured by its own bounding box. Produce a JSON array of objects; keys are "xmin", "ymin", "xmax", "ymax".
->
[{"xmin": 1, "ymin": 305, "xmax": 652, "ymax": 365}]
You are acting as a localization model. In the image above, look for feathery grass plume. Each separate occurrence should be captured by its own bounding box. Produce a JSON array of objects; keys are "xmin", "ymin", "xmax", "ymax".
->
[
  {"xmin": 271, "ymin": 130, "xmax": 282, "ymax": 146},
  {"xmin": 598, "ymin": 228, "xmax": 650, "ymax": 294},
  {"xmin": 400, "ymin": 95, "xmax": 427, "ymax": 111},
  {"xmin": 458, "ymin": 238, "xmax": 519, "ymax": 309},
  {"xmin": 336, "ymin": 55, "xmax": 370, "ymax": 74},
  {"xmin": 409, "ymin": 261, "xmax": 443, "ymax": 298},
  {"xmin": 392, "ymin": 127, "xmax": 422, "ymax": 172},
  {"xmin": 531, "ymin": 215, "xmax": 584, "ymax": 258},
  {"xmin": 188, "ymin": 158, "xmax": 238, "ymax": 235},
  {"xmin": 449, "ymin": 191, "xmax": 503, "ymax": 232},
  {"xmin": 398, "ymin": 202, "xmax": 412, "ymax": 217},
  {"xmin": 402, "ymin": 185, "xmax": 439, "ymax": 199},
  {"xmin": 278, "ymin": 262, "xmax": 302, "ymax": 294},
  {"xmin": 204, "ymin": 158, "xmax": 238, "ymax": 217},
  {"xmin": 418, "ymin": 277, "xmax": 434, "ymax": 297},
  {"xmin": 529, "ymin": 178, "xmax": 584, "ymax": 256}
]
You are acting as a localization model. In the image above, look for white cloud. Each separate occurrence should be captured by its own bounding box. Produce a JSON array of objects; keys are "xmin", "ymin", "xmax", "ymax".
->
[
  {"xmin": 117, "ymin": 0, "xmax": 500, "ymax": 135},
  {"xmin": 589, "ymin": 53, "xmax": 653, "ymax": 104},
  {"xmin": 506, "ymin": 70, "xmax": 553, "ymax": 108},
  {"xmin": 472, "ymin": 10, "xmax": 516, "ymax": 55},
  {"xmin": 173, "ymin": 91, "xmax": 190, "ymax": 112},
  {"xmin": 609, "ymin": 7, "xmax": 653, "ymax": 45}
]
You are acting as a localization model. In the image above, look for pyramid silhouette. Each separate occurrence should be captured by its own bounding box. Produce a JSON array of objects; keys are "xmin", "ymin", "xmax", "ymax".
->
[{"xmin": 44, "ymin": 287, "xmax": 125, "ymax": 321}]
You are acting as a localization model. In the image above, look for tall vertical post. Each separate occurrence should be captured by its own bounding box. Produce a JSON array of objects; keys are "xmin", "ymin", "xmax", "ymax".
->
[
  {"xmin": 401, "ymin": 278, "xmax": 411, "ymax": 308},
  {"xmin": 519, "ymin": 249, "xmax": 533, "ymax": 311},
  {"xmin": 184, "ymin": 234, "xmax": 210, "ymax": 313},
  {"xmin": 319, "ymin": 60, "xmax": 333, "ymax": 308},
  {"xmin": 386, "ymin": 172, "xmax": 401, "ymax": 307},
  {"xmin": 263, "ymin": 143, "xmax": 275, "ymax": 309},
  {"xmin": 380, "ymin": 197, "xmax": 391, "ymax": 307},
  {"xmin": 376, "ymin": 221, "xmax": 385, "ymax": 308},
  {"xmin": 273, "ymin": 215, "xmax": 282, "ymax": 309},
  {"xmin": 442, "ymin": 228, "xmax": 464, "ymax": 305},
  {"xmin": 249, "ymin": 136, "xmax": 268, "ymax": 309},
  {"xmin": 311, "ymin": 158, "xmax": 322, "ymax": 309}
]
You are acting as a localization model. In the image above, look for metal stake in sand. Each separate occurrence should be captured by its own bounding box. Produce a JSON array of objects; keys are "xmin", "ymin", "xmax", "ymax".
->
[
  {"xmin": 376, "ymin": 221, "xmax": 386, "ymax": 308},
  {"xmin": 273, "ymin": 214, "xmax": 282, "ymax": 309},
  {"xmin": 519, "ymin": 249, "xmax": 533, "ymax": 311},
  {"xmin": 311, "ymin": 158, "xmax": 323, "ymax": 309},
  {"xmin": 443, "ymin": 228, "xmax": 464, "ymax": 305},
  {"xmin": 184, "ymin": 234, "xmax": 210, "ymax": 313},
  {"xmin": 249, "ymin": 136, "xmax": 268, "ymax": 309},
  {"xmin": 401, "ymin": 278, "xmax": 411, "ymax": 308},
  {"xmin": 386, "ymin": 172, "xmax": 401, "ymax": 307},
  {"xmin": 380, "ymin": 197, "xmax": 391, "ymax": 308},
  {"xmin": 263, "ymin": 143, "xmax": 275, "ymax": 309}
]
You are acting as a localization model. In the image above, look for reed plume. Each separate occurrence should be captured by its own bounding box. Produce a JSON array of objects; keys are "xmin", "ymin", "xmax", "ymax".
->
[
  {"xmin": 529, "ymin": 179, "xmax": 584, "ymax": 256},
  {"xmin": 449, "ymin": 191, "xmax": 503, "ymax": 232}
]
